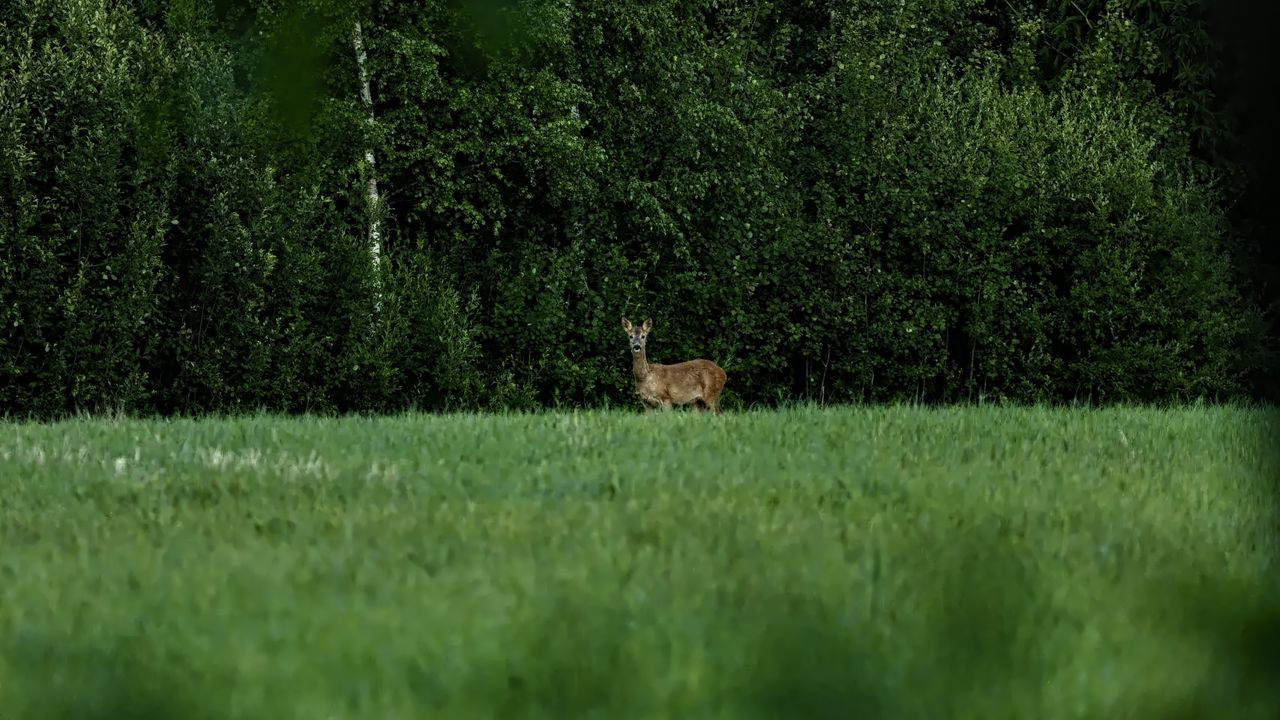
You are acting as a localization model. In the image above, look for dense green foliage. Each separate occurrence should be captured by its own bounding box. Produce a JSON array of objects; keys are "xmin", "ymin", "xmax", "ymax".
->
[
  {"xmin": 0, "ymin": 0, "xmax": 1270, "ymax": 417},
  {"xmin": 1, "ymin": 406, "xmax": 1277, "ymax": 717}
]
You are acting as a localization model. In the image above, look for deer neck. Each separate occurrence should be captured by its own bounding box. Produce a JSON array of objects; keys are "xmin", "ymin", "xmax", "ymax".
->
[{"xmin": 632, "ymin": 349, "xmax": 650, "ymax": 382}]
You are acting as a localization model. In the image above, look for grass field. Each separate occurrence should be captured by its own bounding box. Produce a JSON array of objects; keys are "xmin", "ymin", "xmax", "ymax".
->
[{"xmin": 1, "ymin": 405, "xmax": 1277, "ymax": 719}]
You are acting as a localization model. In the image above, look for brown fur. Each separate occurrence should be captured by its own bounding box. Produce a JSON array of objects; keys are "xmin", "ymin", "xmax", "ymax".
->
[{"xmin": 621, "ymin": 316, "xmax": 727, "ymax": 414}]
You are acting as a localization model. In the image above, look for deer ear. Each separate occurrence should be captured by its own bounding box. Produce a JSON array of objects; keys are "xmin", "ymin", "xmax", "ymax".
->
[
  {"xmin": 642, "ymin": 318, "xmax": 653, "ymax": 332},
  {"xmin": 621, "ymin": 316, "xmax": 632, "ymax": 332}
]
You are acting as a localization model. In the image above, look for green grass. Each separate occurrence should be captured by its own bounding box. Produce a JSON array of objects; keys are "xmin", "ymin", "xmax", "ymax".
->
[{"xmin": 1, "ymin": 405, "xmax": 1277, "ymax": 719}]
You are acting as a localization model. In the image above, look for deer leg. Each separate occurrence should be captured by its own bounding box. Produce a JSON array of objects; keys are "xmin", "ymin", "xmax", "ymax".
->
[
  {"xmin": 712, "ymin": 385, "xmax": 726, "ymax": 414},
  {"xmin": 698, "ymin": 385, "xmax": 719, "ymax": 415},
  {"xmin": 706, "ymin": 392, "xmax": 722, "ymax": 415}
]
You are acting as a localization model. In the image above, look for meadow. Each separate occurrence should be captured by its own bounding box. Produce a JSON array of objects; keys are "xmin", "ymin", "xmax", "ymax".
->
[{"xmin": 0, "ymin": 405, "xmax": 1277, "ymax": 719}]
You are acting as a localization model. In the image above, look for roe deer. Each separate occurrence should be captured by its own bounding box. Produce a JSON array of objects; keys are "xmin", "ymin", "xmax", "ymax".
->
[{"xmin": 621, "ymin": 316, "xmax": 727, "ymax": 414}]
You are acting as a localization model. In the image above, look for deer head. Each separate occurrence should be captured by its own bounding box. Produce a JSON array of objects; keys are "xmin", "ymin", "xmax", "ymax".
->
[{"xmin": 620, "ymin": 316, "xmax": 652, "ymax": 355}]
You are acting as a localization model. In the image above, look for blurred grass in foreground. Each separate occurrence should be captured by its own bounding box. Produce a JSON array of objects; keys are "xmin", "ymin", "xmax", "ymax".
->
[{"xmin": 0, "ymin": 405, "xmax": 1276, "ymax": 719}]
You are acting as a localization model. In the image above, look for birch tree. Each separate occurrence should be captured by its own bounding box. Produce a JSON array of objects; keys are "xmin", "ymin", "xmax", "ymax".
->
[{"xmin": 352, "ymin": 20, "xmax": 383, "ymax": 304}]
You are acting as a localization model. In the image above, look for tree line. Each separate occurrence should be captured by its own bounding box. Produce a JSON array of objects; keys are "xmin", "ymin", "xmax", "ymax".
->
[{"xmin": 1, "ymin": 0, "xmax": 1274, "ymax": 417}]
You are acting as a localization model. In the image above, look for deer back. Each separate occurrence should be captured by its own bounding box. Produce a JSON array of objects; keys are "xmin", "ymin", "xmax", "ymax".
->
[{"xmin": 646, "ymin": 359, "xmax": 726, "ymax": 403}]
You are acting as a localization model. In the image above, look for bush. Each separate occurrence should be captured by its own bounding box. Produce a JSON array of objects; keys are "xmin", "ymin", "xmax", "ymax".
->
[
  {"xmin": 380, "ymin": 251, "xmax": 484, "ymax": 412},
  {"xmin": 0, "ymin": 0, "xmax": 174, "ymax": 417}
]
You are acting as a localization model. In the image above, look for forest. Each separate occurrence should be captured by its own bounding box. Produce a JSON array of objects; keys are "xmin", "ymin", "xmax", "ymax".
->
[{"xmin": 2, "ymin": 0, "xmax": 1277, "ymax": 417}]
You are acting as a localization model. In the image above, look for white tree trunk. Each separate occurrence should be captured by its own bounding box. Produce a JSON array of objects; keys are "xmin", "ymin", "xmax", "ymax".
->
[{"xmin": 352, "ymin": 21, "xmax": 382, "ymax": 303}]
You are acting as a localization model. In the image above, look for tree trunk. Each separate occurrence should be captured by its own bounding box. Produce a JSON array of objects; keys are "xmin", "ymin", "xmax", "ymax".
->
[{"xmin": 352, "ymin": 21, "xmax": 382, "ymax": 304}]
